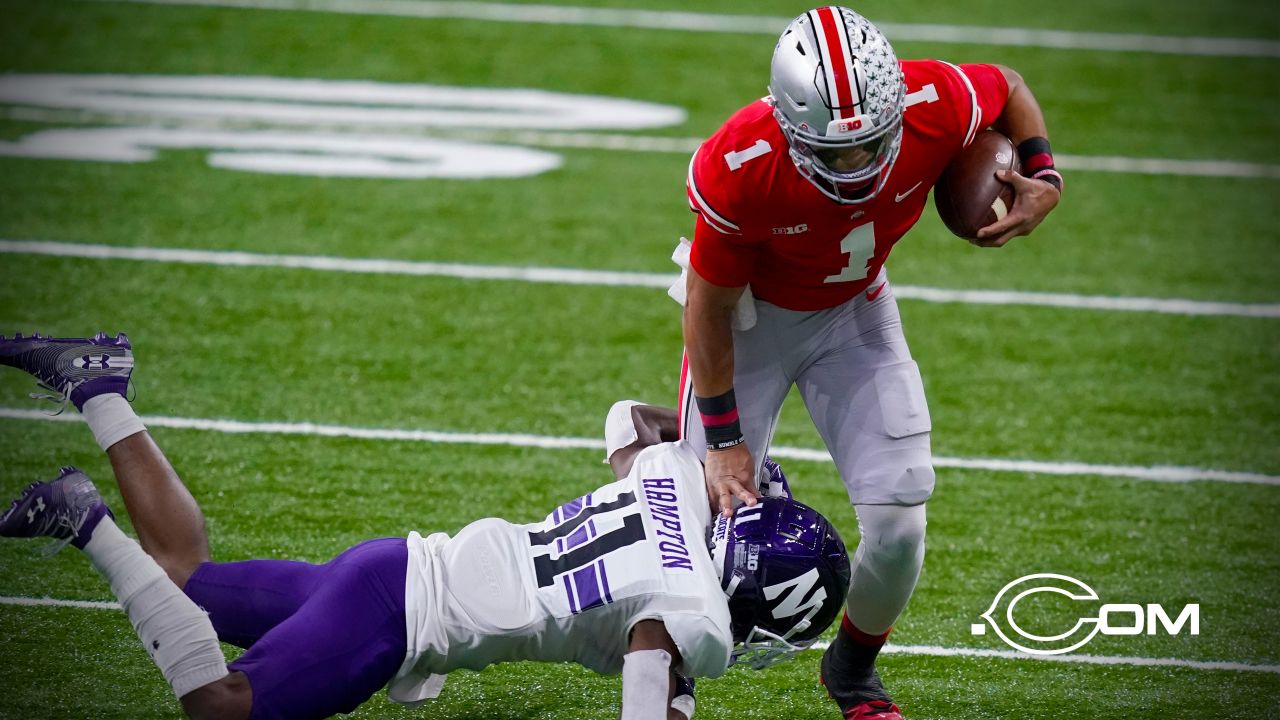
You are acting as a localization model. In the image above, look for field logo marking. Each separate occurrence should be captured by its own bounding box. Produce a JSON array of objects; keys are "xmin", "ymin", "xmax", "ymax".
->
[
  {"xmin": 0, "ymin": 74, "xmax": 685, "ymax": 179},
  {"xmin": 972, "ymin": 573, "xmax": 1200, "ymax": 655}
]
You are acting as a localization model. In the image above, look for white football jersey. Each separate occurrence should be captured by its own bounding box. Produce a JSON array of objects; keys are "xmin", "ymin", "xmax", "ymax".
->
[{"xmin": 388, "ymin": 441, "xmax": 733, "ymax": 707}]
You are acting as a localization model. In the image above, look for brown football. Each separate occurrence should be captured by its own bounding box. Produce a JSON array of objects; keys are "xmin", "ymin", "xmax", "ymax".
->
[{"xmin": 934, "ymin": 130, "xmax": 1021, "ymax": 240}]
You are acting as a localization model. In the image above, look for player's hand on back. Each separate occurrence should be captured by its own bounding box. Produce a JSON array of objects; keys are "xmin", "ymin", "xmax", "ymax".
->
[
  {"xmin": 974, "ymin": 168, "xmax": 1061, "ymax": 247},
  {"xmin": 704, "ymin": 443, "xmax": 759, "ymax": 517}
]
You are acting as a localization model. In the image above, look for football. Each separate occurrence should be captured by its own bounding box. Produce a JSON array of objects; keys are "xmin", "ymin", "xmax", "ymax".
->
[{"xmin": 934, "ymin": 130, "xmax": 1021, "ymax": 240}]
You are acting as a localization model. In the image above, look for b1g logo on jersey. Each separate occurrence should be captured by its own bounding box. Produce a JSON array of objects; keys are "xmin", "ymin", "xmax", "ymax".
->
[
  {"xmin": 772, "ymin": 223, "xmax": 808, "ymax": 235},
  {"xmin": 971, "ymin": 573, "xmax": 1200, "ymax": 655}
]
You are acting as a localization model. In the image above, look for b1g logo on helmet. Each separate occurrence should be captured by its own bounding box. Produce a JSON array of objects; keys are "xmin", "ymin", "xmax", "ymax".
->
[
  {"xmin": 764, "ymin": 567, "xmax": 828, "ymax": 620},
  {"xmin": 971, "ymin": 573, "xmax": 1200, "ymax": 655},
  {"xmin": 828, "ymin": 115, "xmax": 871, "ymax": 136}
]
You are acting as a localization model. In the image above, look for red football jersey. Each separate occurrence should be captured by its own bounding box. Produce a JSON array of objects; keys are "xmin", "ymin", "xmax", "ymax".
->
[{"xmin": 686, "ymin": 60, "xmax": 1009, "ymax": 311}]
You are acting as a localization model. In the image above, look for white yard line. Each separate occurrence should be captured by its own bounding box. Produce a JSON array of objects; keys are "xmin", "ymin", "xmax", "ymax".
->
[
  {"xmin": 2, "ymin": 407, "xmax": 1275, "ymax": 486},
  {"xmin": 4, "ymin": 107, "xmax": 1278, "ymax": 181},
  {"xmin": 3, "ymin": 239, "xmax": 1277, "ymax": 319},
  {"xmin": 819, "ymin": 639, "xmax": 1280, "ymax": 674},
  {"xmin": 0, "ymin": 596, "xmax": 123, "ymax": 611},
  {"xmin": 93, "ymin": 0, "xmax": 1280, "ymax": 59},
  {"xmin": 0, "ymin": 595, "xmax": 1274, "ymax": 675}
]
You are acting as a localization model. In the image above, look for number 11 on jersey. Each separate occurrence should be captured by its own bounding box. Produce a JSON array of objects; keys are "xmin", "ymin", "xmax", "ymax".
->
[{"xmin": 824, "ymin": 222, "xmax": 877, "ymax": 284}]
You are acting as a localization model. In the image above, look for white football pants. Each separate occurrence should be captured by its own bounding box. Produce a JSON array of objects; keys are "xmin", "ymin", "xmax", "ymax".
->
[{"xmin": 679, "ymin": 269, "xmax": 932, "ymax": 633}]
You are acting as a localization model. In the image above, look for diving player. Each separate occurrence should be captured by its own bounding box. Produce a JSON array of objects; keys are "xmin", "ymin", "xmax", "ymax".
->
[{"xmin": 0, "ymin": 332, "xmax": 851, "ymax": 720}]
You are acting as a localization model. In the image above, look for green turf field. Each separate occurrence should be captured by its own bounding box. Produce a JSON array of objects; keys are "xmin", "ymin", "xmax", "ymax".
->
[{"xmin": 1, "ymin": 1, "xmax": 1278, "ymax": 718}]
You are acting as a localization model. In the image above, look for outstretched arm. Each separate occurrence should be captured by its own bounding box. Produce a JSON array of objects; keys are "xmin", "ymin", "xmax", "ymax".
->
[
  {"xmin": 976, "ymin": 65, "xmax": 1062, "ymax": 247},
  {"xmin": 621, "ymin": 620, "xmax": 695, "ymax": 720},
  {"xmin": 684, "ymin": 268, "xmax": 759, "ymax": 517}
]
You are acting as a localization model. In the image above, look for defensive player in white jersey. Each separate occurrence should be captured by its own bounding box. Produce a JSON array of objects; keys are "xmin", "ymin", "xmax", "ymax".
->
[
  {"xmin": 0, "ymin": 332, "xmax": 851, "ymax": 720},
  {"xmin": 678, "ymin": 7, "xmax": 1061, "ymax": 719}
]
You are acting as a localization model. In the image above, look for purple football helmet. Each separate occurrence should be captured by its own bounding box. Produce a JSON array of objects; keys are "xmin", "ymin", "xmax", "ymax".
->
[{"xmin": 709, "ymin": 496, "xmax": 851, "ymax": 669}]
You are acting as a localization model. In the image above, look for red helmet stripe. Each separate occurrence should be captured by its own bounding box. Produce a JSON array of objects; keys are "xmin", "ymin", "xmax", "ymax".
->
[{"xmin": 815, "ymin": 6, "xmax": 855, "ymax": 120}]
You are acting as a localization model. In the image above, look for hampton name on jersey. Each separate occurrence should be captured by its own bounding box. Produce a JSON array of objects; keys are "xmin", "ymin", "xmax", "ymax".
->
[
  {"xmin": 388, "ymin": 441, "xmax": 732, "ymax": 706},
  {"xmin": 686, "ymin": 60, "xmax": 1009, "ymax": 311}
]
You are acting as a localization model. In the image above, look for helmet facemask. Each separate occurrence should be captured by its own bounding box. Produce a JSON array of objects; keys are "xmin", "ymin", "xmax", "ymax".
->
[
  {"xmin": 731, "ymin": 621, "xmax": 822, "ymax": 670},
  {"xmin": 774, "ymin": 103, "xmax": 903, "ymax": 204}
]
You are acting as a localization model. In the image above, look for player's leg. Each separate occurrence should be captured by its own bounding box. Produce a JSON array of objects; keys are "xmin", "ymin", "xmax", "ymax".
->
[
  {"xmin": 182, "ymin": 532, "xmax": 412, "ymax": 650},
  {"xmin": 0, "ymin": 332, "xmax": 210, "ymax": 586},
  {"xmin": 101, "ymin": 428, "xmax": 211, "ymax": 587},
  {"xmin": 794, "ymin": 280, "xmax": 933, "ymax": 718},
  {"xmin": 181, "ymin": 557, "xmax": 327, "ymax": 648},
  {"xmin": 0, "ymin": 468, "xmax": 247, "ymax": 717},
  {"xmin": 0, "ymin": 333, "xmax": 252, "ymax": 714},
  {"xmin": 0, "ymin": 331, "xmax": 326, "ymax": 646},
  {"xmin": 223, "ymin": 537, "xmax": 410, "ymax": 720}
]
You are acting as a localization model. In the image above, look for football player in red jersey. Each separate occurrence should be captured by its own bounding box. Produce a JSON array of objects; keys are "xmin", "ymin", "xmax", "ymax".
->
[{"xmin": 677, "ymin": 6, "xmax": 1062, "ymax": 719}]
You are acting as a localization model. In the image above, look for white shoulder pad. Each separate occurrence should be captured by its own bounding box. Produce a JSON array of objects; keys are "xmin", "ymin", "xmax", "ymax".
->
[{"xmin": 604, "ymin": 400, "xmax": 644, "ymax": 463}]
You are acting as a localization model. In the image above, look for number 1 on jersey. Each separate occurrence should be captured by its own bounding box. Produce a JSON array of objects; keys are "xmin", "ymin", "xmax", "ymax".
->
[
  {"xmin": 824, "ymin": 222, "xmax": 877, "ymax": 284},
  {"xmin": 724, "ymin": 139, "xmax": 772, "ymax": 171},
  {"xmin": 529, "ymin": 493, "xmax": 648, "ymax": 588}
]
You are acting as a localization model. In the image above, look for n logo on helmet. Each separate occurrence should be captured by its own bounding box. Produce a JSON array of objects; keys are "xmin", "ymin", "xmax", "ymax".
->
[{"xmin": 764, "ymin": 567, "xmax": 827, "ymax": 619}]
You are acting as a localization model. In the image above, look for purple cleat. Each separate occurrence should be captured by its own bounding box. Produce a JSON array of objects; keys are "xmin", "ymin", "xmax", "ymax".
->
[
  {"xmin": 0, "ymin": 332, "xmax": 133, "ymax": 411},
  {"xmin": 0, "ymin": 467, "xmax": 112, "ymax": 554}
]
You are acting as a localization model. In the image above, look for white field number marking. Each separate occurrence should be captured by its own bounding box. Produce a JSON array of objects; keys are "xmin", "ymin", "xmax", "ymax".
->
[
  {"xmin": 0, "ymin": 74, "xmax": 686, "ymax": 179},
  {"xmin": 0, "ymin": 127, "xmax": 564, "ymax": 179},
  {"xmin": 824, "ymin": 222, "xmax": 877, "ymax": 284},
  {"xmin": 724, "ymin": 139, "xmax": 771, "ymax": 171}
]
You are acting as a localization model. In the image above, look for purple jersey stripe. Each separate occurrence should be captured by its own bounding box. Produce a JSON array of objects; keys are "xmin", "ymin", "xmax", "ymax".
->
[
  {"xmin": 566, "ymin": 523, "xmax": 590, "ymax": 550},
  {"xmin": 572, "ymin": 565, "xmax": 604, "ymax": 612},
  {"xmin": 563, "ymin": 574, "xmax": 578, "ymax": 614},
  {"xmin": 597, "ymin": 559, "xmax": 613, "ymax": 604}
]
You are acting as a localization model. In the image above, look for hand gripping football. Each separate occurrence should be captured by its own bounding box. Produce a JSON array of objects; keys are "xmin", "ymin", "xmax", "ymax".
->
[{"xmin": 934, "ymin": 130, "xmax": 1022, "ymax": 240}]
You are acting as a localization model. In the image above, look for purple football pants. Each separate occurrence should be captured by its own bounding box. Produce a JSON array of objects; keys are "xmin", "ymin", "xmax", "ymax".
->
[{"xmin": 183, "ymin": 537, "xmax": 408, "ymax": 720}]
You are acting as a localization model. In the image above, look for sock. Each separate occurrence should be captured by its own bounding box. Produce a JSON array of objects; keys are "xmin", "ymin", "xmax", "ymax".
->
[
  {"xmin": 82, "ymin": 394, "xmax": 146, "ymax": 452},
  {"xmin": 838, "ymin": 613, "xmax": 891, "ymax": 673},
  {"xmin": 82, "ymin": 516, "xmax": 229, "ymax": 697}
]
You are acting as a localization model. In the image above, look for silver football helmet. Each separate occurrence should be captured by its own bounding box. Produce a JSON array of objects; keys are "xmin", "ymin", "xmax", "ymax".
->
[{"xmin": 769, "ymin": 7, "xmax": 905, "ymax": 204}]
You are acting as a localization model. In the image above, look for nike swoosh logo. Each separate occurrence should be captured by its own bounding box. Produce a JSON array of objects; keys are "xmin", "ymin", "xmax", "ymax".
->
[
  {"xmin": 866, "ymin": 281, "xmax": 887, "ymax": 301},
  {"xmin": 895, "ymin": 181, "xmax": 923, "ymax": 203}
]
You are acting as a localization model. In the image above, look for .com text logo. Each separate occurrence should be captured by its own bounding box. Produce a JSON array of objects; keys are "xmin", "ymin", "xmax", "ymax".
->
[{"xmin": 971, "ymin": 573, "xmax": 1199, "ymax": 655}]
